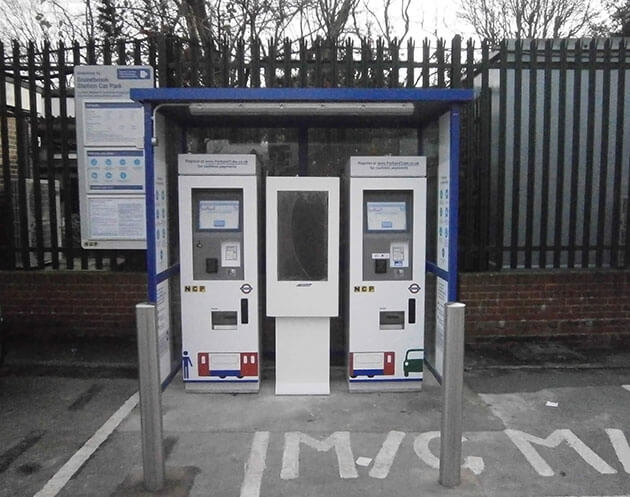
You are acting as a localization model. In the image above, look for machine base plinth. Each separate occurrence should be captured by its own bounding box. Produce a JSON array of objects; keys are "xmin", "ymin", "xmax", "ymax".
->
[
  {"xmin": 184, "ymin": 381, "xmax": 259, "ymax": 393},
  {"xmin": 348, "ymin": 378, "xmax": 423, "ymax": 392},
  {"xmin": 275, "ymin": 317, "xmax": 330, "ymax": 395}
]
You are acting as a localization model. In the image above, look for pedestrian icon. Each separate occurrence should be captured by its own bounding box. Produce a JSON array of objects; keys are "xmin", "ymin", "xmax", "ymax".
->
[{"xmin": 182, "ymin": 351, "xmax": 193, "ymax": 379}]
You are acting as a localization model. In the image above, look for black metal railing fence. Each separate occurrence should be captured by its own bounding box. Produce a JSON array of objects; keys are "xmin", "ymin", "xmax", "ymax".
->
[{"xmin": 0, "ymin": 35, "xmax": 628, "ymax": 272}]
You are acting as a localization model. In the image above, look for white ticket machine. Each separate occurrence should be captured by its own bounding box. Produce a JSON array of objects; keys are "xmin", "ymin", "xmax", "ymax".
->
[
  {"xmin": 347, "ymin": 156, "xmax": 426, "ymax": 391},
  {"xmin": 266, "ymin": 177, "xmax": 340, "ymax": 395},
  {"xmin": 178, "ymin": 154, "xmax": 260, "ymax": 392}
]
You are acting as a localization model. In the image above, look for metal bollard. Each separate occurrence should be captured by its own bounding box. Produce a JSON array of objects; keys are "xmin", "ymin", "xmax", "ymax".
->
[
  {"xmin": 439, "ymin": 302, "xmax": 466, "ymax": 488},
  {"xmin": 136, "ymin": 303, "xmax": 165, "ymax": 491}
]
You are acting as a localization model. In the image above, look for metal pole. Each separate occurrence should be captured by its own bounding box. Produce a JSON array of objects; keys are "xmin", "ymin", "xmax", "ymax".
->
[
  {"xmin": 136, "ymin": 303, "xmax": 165, "ymax": 491},
  {"xmin": 439, "ymin": 302, "xmax": 466, "ymax": 488}
]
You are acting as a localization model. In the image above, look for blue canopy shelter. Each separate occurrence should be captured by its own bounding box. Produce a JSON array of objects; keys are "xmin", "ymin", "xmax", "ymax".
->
[{"xmin": 130, "ymin": 87, "xmax": 475, "ymax": 382}]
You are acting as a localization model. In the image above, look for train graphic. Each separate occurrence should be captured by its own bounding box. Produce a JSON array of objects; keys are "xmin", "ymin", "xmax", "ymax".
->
[
  {"xmin": 196, "ymin": 352, "xmax": 258, "ymax": 378},
  {"xmin": 349, "ymin": 351, "xmax": 395, "ymax": 377}
]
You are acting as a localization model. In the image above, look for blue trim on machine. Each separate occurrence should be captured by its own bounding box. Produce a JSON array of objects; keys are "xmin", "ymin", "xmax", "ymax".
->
[
  {"xmin": 156, "ymin": 264, "xmax": 180, "ymax": 284},
  {"xmin": 144, "ymin": 102, "xmax": 157, "ymax": 302},
  {"xmin": 351, "ymin": 369, "xmax": 386, "ymax": 376},
  {"xmin": 448, "ymin": 105, "xmax": 461, "ymax": 302},
  {"xmin": 161, "ymin": 365, "xmax": 180, "ymax": 390},
  {"xmin": 131, "ymin": 87, "xmax": 475, "ymax": 103},
  {"xmin": 425, "ymin": 261, "xmax": 449, "ymax": 281},
  {"xmin": 424, "ymin": 360, "xmax": 442, "ymax": 384},
  {"xmin": 348, "ymin": 378, "xmax": 423, "ymax": 383},
  {"xmin": 184, "ymin": 379, "xmax": 259, "ymax": 383}
]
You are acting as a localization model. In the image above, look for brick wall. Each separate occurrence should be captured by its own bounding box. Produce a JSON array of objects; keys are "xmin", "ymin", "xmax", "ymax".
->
[
  {"xmin": 460, "ymin": 270, "xmax": 630, "ymax": 342},
  {"xmin": 0, "ymin": 271, "xmax": 147, "ymax": 338},
  {"xmin": 2, "ymin": 269, "xmax": 629, "ymax": 344}
]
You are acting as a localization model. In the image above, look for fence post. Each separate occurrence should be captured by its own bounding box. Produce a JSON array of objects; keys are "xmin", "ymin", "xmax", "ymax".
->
[
  {"xmin": 439, "ymin": 302, "xmax": 466, "ymax": 488},
  {"xmin": 136, "ymin": 303, "xmax": 165, "ymax": 492}
]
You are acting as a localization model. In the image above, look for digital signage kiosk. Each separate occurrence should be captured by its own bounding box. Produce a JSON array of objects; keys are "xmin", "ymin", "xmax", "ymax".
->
[{"xmin": 266, "ymin": 176, "xmax": 340, "ymax": 395}]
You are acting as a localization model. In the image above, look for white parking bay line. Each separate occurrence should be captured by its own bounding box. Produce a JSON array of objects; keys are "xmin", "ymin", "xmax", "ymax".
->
[
  {"xmin": 240, "ymin": 432, "xmax": 270, "ymax": 497},
  {"xmin": 622, "ymin": 385, "xmax": 630, "ymax": 392},
  {"xmin": 33, "ymin": 392, "xmax": 139, "ymax": 497}
]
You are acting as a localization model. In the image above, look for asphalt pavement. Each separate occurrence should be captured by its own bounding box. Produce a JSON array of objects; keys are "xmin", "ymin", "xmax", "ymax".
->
[{"xmin": 1, "ymin": 338, "xmax": 629, "ymax": 497}]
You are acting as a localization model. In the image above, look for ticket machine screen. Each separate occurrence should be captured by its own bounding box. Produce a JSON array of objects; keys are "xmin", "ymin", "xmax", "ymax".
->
[
  {"xmin": 192, "ymin": 189, "xmax": 243, "ymax": 280},
  {"xmin": 363, "ymin": 191, "xmax": 413, "ymax": 281},
  {"xmin": 198, "ymin": 200, "xmax": 240, "ymax": 230},
  {"xmin": 366, "ymin": 201, "xmax": 407, "ymax": 231}
]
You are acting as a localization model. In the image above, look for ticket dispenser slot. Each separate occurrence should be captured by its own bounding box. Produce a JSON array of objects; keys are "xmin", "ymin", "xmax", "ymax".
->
[
  {"xmin": 363, "ymin": 191, "xmax": 413, "ymax": 281},
  {"xmin": 192, "ymin": 189, "xmax": 243, "ymax": 281},
  {"xmin": 379, "ymin": 311, "xmax": 405, "ymax": 330},
  {"xmin": 212, "ymin": 311, "xmax": 238, "ymax": 330}
]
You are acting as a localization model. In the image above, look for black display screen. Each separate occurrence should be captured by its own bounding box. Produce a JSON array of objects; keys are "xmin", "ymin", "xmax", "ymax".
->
[{"xmin": 277, "ymin": 190, "xmax": 328, "ymax": 281}]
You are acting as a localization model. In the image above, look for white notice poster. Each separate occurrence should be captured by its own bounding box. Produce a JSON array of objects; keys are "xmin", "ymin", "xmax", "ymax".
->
[
  {"xmin": 435, "ymin": 277, "xmax": 448, "ymax": 378},
  {"xmin": 88, "ymin": 196, "xmax": 146, "ymax": 239},
  {"xmin": 84, "ymin": 101, "xmax": 144, "ymax": 147},
  {"xmin": 437, "ymin": 112, "xmax": 450, "ymax": 271},
  {"xmin": 156, "ymin": 280, "xmax": 172, "ymax": 383}
]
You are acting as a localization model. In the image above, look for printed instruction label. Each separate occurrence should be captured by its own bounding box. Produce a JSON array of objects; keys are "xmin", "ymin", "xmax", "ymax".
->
[
  {"xmin": 86, "ymin": 150, "xmax": 145, "ymax": 192},
  {"xmin": 87, "ymin": 196, "xmax": 146, "ymax": 240},
  {"xmin": 83, "ymin": 102, "xmax": 144, "ymax": 147}
]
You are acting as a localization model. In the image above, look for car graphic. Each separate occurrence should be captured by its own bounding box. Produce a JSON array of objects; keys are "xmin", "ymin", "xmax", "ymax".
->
[{"xmin": 403, "ymin": 348, "xmax": 424, "ymax": 376}]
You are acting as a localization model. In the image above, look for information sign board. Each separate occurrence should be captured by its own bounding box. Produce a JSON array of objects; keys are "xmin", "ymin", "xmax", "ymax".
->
[{"xmin": 75, "ymin": 65, "xmax": 153, "ymax": 249}]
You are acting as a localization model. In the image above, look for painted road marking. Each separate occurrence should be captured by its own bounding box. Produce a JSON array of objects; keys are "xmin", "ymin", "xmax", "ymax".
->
[
  {"xmin": 240, "ymin": 432, "xmax": 270, "ymax": 497},
  {"xmin": 623, "ymin": 385, "xmax": 630, "ymax": 393},
  {"xmin": 369, "ymin": 430, "xmax": 405, "ymax": 479},
  {"xmin": 32, "ymin": 392, "xmax": 139, "ymax": 497},
  {"xmin": 413, "ymin": 431, "xmax": 485, "ymax": 475},
  {"xmin": 505, "ymin": 429, "xmax": 617, "ymax": 477},
  {"xmin": 281, "ymin": 432, "xmax": 358, "ymax": 480},
  {"xmin": 606, "ymin": 429, "xmax": 630, "ymax": 473}
]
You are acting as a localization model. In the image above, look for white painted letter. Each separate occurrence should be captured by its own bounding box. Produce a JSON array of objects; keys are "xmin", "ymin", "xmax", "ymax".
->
[
  {"xmin": 413, "ymin": 431, "xmax": 485, "ymax": 475},
  {"xmin": 606, "ymin": 429, "xmax": 630, "ymax": 473},
  {"xmin": 505, "ymin": 429, "xmax": 617, "ymax": 477},
  {"xmin": 240, "ymin": 432, "xmax": 270, "ymax": 497},
  {"xmin": 281, "ymin": 432, "xmax": 358, "ymax": 480},
  {"xmin": 369, "ymin": 431, "xmax": 405, "ymax": 479}
]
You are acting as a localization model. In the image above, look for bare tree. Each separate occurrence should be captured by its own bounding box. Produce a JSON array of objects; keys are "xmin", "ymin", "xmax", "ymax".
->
[
  {"xmin": 458, "ymin": 0, "xmax": 596, "ymax": 45},
  {"xmin": 593, "ymin": 0, "xmax": 630, "ymax": 36},
  {"xmin": 313, "ymin": 0, "xmax": 360, "ymax": 40},
  {"xmin": 0, "ymin": 0, "xmax": 84, "ymax": 47},
  {"xmin": 361, "ymin": 0, "xmax": 413, "ymax": 47}
]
